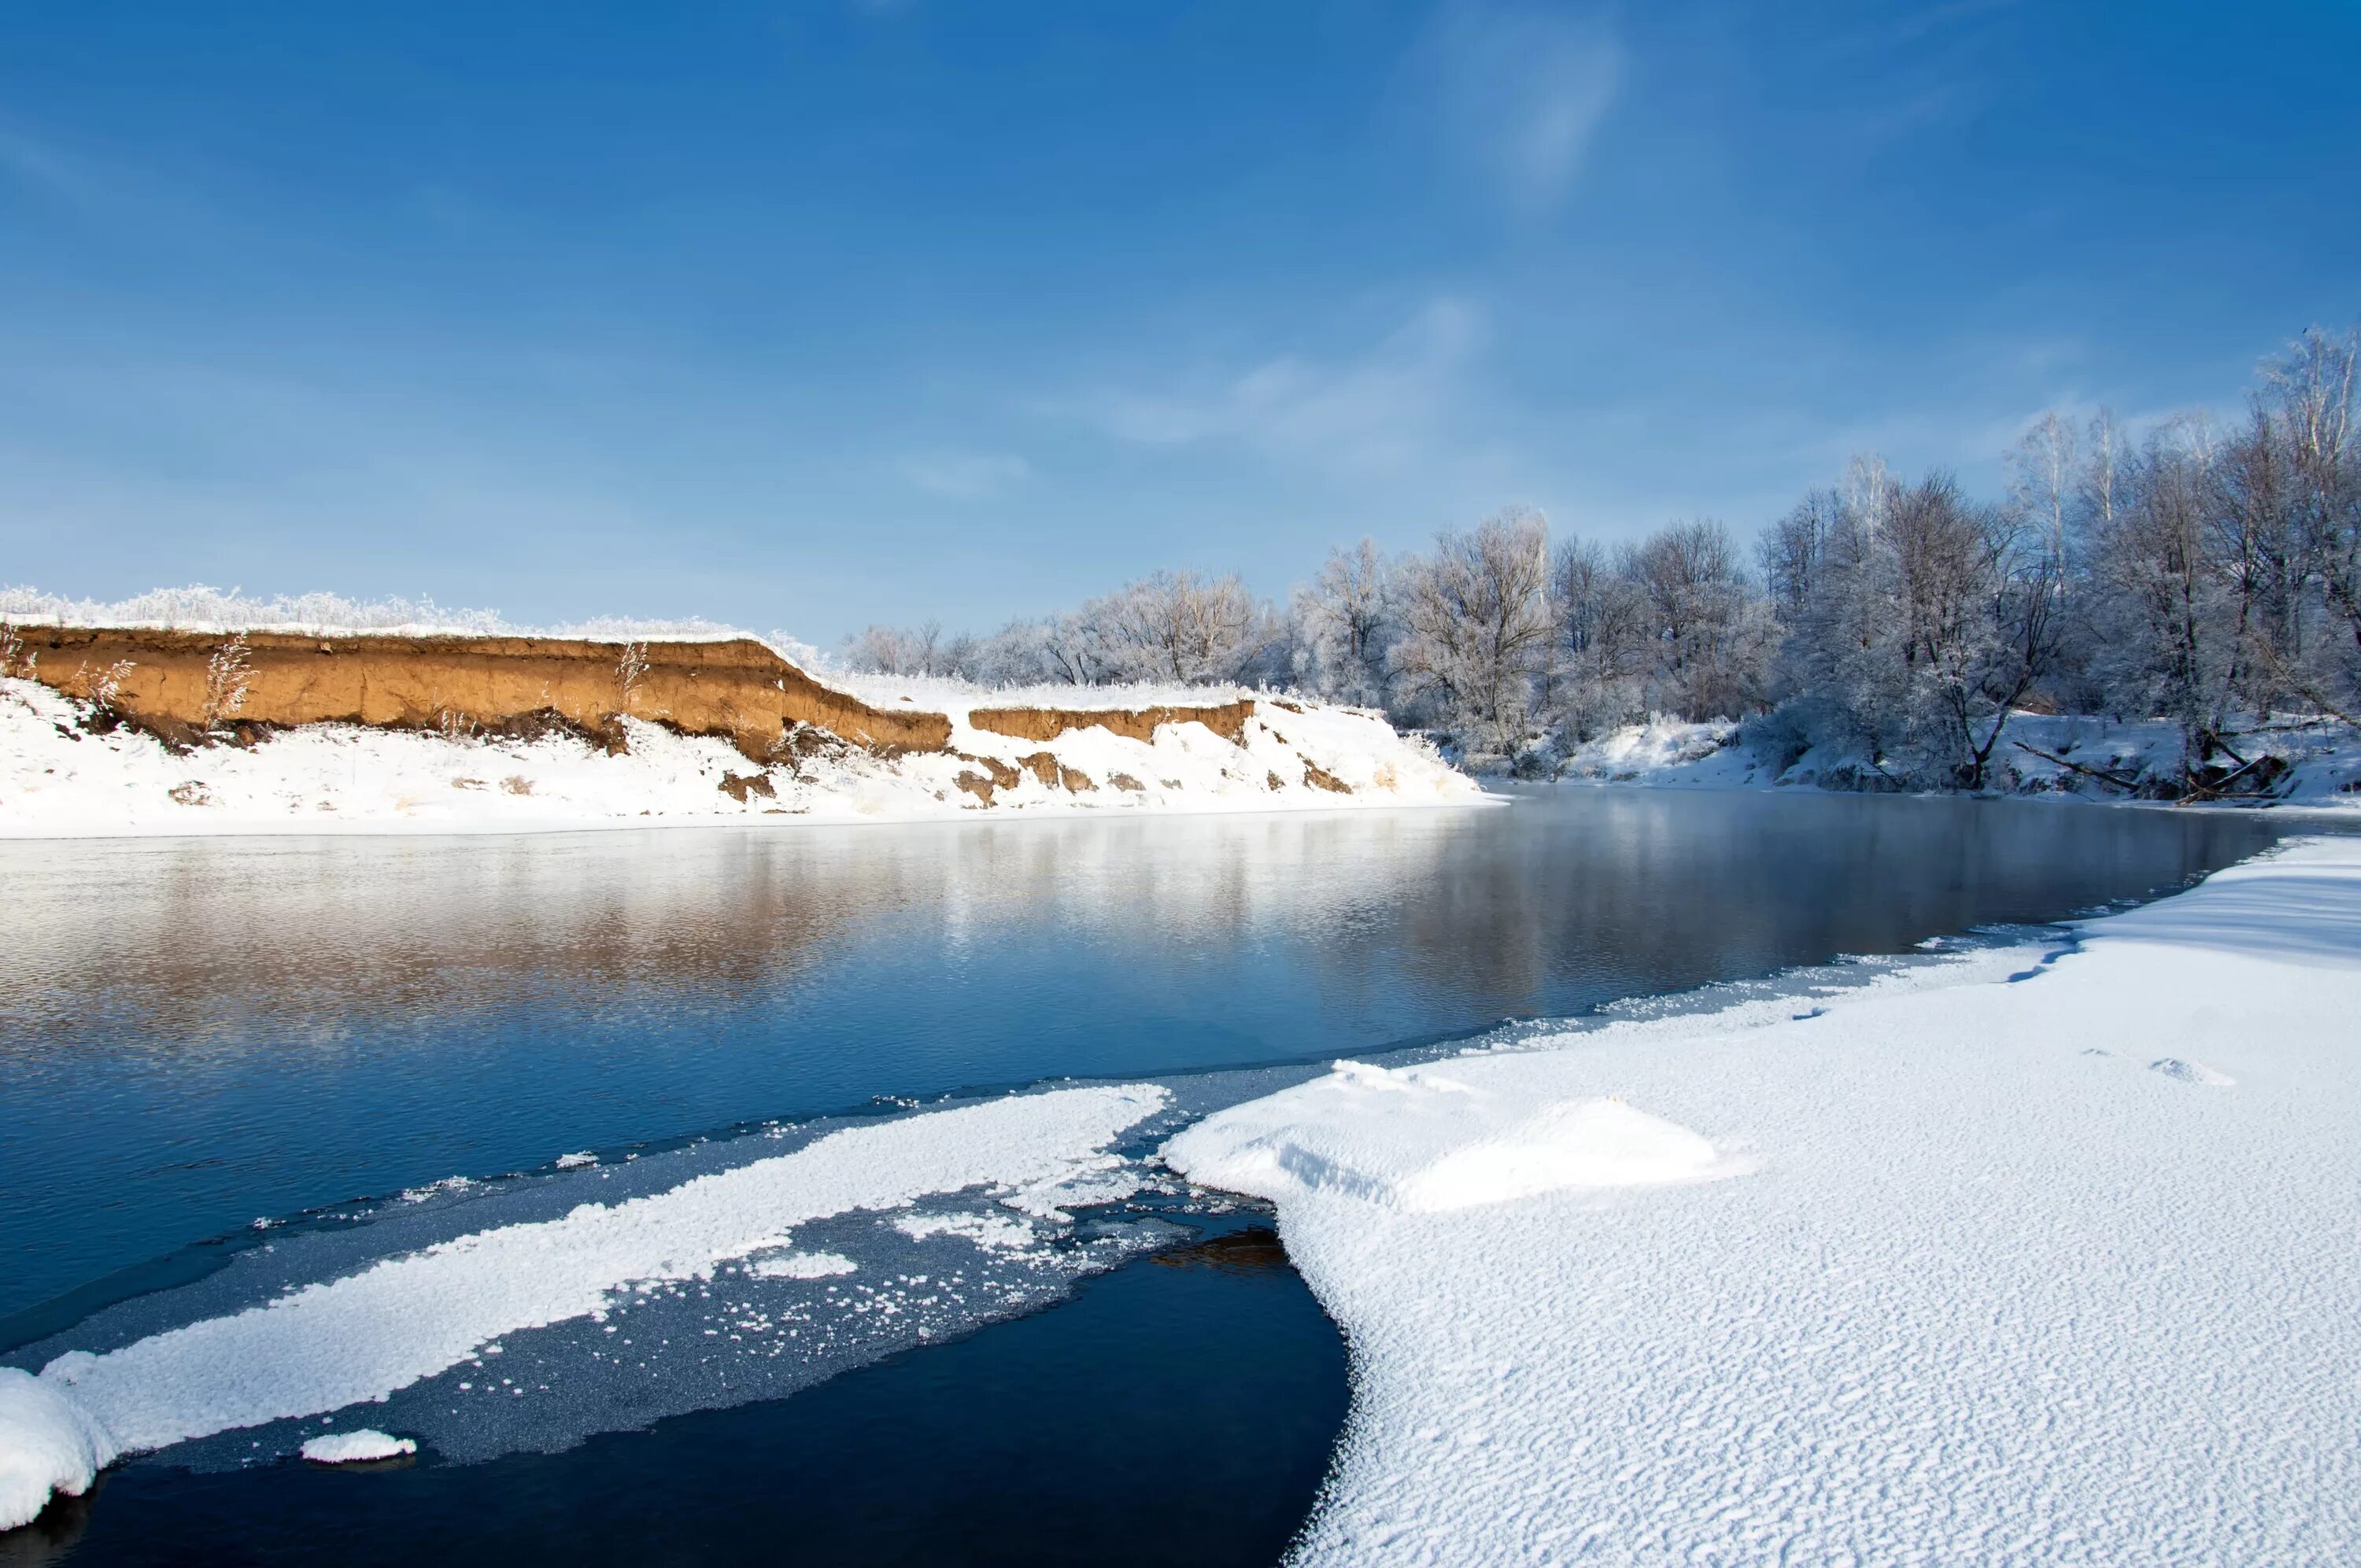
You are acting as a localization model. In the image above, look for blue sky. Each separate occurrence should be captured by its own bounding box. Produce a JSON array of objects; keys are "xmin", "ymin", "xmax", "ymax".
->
[{"xmin": 3, "ymin": 1, "xmax": 2357, "ymax": 643}]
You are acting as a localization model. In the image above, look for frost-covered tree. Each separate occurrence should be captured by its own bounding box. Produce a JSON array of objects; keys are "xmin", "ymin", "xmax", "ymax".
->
[
  {"xmin": 1624, "ymin": 518, "xmax": 1761, "ymax": 720},
  {"xmin": 1092, "ymin": 570, "xmax": 1262, "ymax": 684},
  {"xmin": 2259, "ymin": 327, "xmax": 2361, "ymax": 725},
  {"xmin": 1542, "ymin": 537, "xmax": 1647, "ymax": 741},
  {"xmin": 1391, "ymin": 508, "xmax": 1554, "ymax": 757},
  {"xmin": 1292, "ymin": 539, "xmax": 1398, "ymax": 707},
  {"xmin": 2079, "ymin": 422, "xmax": 2234, "ymax": 766}
]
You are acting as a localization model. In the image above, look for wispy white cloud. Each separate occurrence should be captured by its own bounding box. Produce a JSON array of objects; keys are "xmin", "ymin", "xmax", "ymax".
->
[
  {"xmin": 903, "ymin": 449, "xmax": 1031, "ymax": 499},
  {"xmin": 1424, "ymin": 3, "xmax": 1624, "ymax": 214},
  {"xmin": 1059, "ymin": 297, "xmax": 1495, "ymax": 480}
]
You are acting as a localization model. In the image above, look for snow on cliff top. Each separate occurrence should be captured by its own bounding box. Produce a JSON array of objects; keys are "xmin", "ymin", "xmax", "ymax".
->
[
  {"xmin": 1166, "ymin": 836, "xmax": 2361, "ymax": 1563},
  {"xmin": 0, "ymin": 582, "xmax": 1277, "ymax": 718}
]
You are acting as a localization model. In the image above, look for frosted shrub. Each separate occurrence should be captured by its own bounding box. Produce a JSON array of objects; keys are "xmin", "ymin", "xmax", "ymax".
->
[
  {"xmin": 202, "ymin": 635, "xmax": 253, "ymax": 726},
  {"xmin": 78, "ymin": 659, "xmax": 135, "ymax": 714},
  {"xmin": 616, "ymin": 640, "xmax": 651, "ymax": 713}
]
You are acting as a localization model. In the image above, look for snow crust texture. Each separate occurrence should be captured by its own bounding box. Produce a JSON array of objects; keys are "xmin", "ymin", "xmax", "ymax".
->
[
  {"xmin": 1, "ymin": 1085, "xmax": 1166, "ymax": 1525},
  {"xmin": 1167, "ymin": 839, "xmax": 2361, "ymax": 1564}
]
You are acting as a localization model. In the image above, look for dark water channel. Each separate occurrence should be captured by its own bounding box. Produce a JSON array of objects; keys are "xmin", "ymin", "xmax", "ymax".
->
[{"xmin": 0, "ymin": 789, "xmax": 2288, "ymax": 1563}]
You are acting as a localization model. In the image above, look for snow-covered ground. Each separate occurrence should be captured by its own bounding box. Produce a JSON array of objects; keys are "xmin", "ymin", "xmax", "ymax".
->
[
  {"xmin": 1554, "ymin": 712, "xmax": 2361, "ymax": 809},
  {"xmin": 0, "ymin": 677, "xmax": 1477, "ymax": 837},
  {"xmin": 1167, "ymin": 835, "xmax": 2361, "ymax": 1562}
]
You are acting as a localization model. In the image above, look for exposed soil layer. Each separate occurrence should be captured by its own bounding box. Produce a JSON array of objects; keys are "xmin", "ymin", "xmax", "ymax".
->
[
  {"xmin": 969, "ymin": 702, "xmax": 1254, "ymax": 747},
  {"xmin": 17, "ymin": 628, "xmax": 951, "ymax": 764}
]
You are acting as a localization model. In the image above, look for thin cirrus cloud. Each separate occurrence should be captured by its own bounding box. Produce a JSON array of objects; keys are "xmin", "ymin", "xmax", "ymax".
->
[
  {"xmin": 903, "ymin": 449, "xmax": 1032, "ymax": 500},
  {"xmin": 1062, "ymin": 297, "xmax": 1495, "ymax": 481},
  {"xmin": 1425, "ymin": 2, "xmax": 1624, "ymax": 214}
]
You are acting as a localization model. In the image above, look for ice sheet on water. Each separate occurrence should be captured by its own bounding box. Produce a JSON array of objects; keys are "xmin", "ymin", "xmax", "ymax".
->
[
  {"xmin": 3, "ymin": 1084, "xmax": 1185, "ymax": 1503},
  {"xmin": 300, "ymin": 1430, "xmax": 414, "ymax": 1464}
]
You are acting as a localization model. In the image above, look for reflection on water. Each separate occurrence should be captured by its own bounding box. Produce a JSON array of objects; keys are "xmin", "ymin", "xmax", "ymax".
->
[{"xmin": 0, "ymin": 791, "xmax": 2281, "ymax": 1319}]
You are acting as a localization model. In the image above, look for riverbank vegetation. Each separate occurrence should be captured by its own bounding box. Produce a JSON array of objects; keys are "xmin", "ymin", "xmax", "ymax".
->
[{"xmin": 846, "ymin": 324, "xmax": 2361, "ymax": 795}]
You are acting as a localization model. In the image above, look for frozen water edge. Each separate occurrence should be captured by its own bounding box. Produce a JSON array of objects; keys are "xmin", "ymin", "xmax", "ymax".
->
[
  {"xmin": 1165, "ymin": 837, "xmax": 2361, "ymax": 1563},
  {"xmin": 0, "ymin": 1084, "xmax": 1178, "ymax": 1527}
]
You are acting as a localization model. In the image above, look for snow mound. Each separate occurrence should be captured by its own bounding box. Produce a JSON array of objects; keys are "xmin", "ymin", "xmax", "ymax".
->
[
  {"xmin": 745, "ymin": 1251, "xmax": 857, "ymax": 1280},
  {"xmin": 1165, "ymin": 1060, "xmax": 1735, "ymax": 1212},
  {"xmin": 299, "ymin": 1430, "xmax": 416, "ymax": 1464},
  {"xmin": 2149, "ymin": 1057, "xmax": 2236, "ymax": 1087},
  {"xmin": 0, "ymin": 1367, "xmax": 118, "ymax": 1531}
]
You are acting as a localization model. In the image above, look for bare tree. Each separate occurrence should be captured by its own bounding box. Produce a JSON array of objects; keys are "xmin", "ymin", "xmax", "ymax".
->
[
  {"xmin": 2008, "ymin": 412, "xmax": 2079, "ymax": 595},
  {"xmin": 1393, "ymin": 508, "xmax": 1554, "ymax": 757},
  {"xmin": 2081, "ymin": 423, "xmax": 2232, "ymax": 769},
  {"xmin": 841, "ymin": 621, "xmax": 947, "ymax": 677},
  {"xmin": 1293, "ymin": 540, "xmax": 1396, "ymax": 706},
  {"xmin": 1627, "ymin": 518, "xmax": 1756, "ymax": 719},
  {"xmin": 1544, "ymin": 536, "xmax": 1648, "ymax": 740},
  {"xmin": 2259, "ymin": 327, "xmax": 2361, "ymax": 725},
  {"xmin": 1094, "ymin": 570, "xmax": 1260, "ymax": 684}
]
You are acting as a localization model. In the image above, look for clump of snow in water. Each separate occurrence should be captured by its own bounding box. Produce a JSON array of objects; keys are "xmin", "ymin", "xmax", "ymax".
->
[
  {"xmin": 893, "ymin": 1212, "xmax": 1039, "ymax": 1251},
  {"xmin": 1, "ymin": 1084, "xmax": 1168, "ymax": 1524},
  {"xmin": 1165, "ymin": 837, "xmax": 2361, "ymax": 1563},
  {"xmin": 745, "ymin": 1251, "xmax": 857, "ymax": 1281},
  {"xmin": 1169, "ymin": 1061, "xmax": 1738, "ymax": 1213},
  {"xmin": 552, "ymin": 1152, "xmax": 597, "ymax": 1170},
  {"xmin": 0, "ymin": 1367, "xmax": 120, "ymax": 1531},
  {"xmin": 299, "ymin": 1430, "xmax": 416, "ymax": 1464}
]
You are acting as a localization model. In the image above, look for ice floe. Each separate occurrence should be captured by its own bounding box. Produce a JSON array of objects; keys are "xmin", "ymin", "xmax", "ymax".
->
[
  {"xmin": 745, "ymin": 1252, "xmax": 859, "ymax": 1281},
  {"xmin": 299, "ymin": 1430, "xmax": 416, "ymax": 1464},
  {"xmin": 2, "ymin": 1083, "xmax": 1168, "ymax": 1527}
]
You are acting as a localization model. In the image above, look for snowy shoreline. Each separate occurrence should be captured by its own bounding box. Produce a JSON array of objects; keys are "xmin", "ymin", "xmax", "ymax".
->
[
  {"xmin": 0, "ymin": 676, "xmax": 1481, "ymax": 839},
  {"xmin": 1537, "ymin": 713, "xmax": 2361, "ymax": 815},
  {"xmin": 1167, "ymin": 835, "xmax": 2361, "ymax": 1562}
]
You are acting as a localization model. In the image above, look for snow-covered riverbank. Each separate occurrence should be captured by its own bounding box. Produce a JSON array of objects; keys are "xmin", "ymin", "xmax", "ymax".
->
[
  {"xmin": 1169, "ymin": 835, "xmax": 2361, "ymax": 1562},
  {"xmin": 1550, "ymin": 713, "xmax": 2361, "ymax": 810},
  {"xmin": 0, "ymin": 677, "xmax": 1477, "ymax": 838}
]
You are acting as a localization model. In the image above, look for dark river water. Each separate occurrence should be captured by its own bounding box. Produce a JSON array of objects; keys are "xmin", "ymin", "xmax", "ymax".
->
[{"xmin": 0, "ymin": 789, "xmax": 2287, "ymax": 1564}]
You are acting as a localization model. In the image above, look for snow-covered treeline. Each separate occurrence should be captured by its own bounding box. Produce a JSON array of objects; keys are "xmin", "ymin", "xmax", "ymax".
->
[{"xmin": 845, "ymin": 323, "xmax": 2361, "ymax": 793}]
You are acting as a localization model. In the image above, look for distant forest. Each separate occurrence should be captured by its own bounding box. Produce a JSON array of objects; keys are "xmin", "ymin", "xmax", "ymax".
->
[{"xmin": 847, "ymin": 323, "xmax": 2361, "ymax": 790}]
